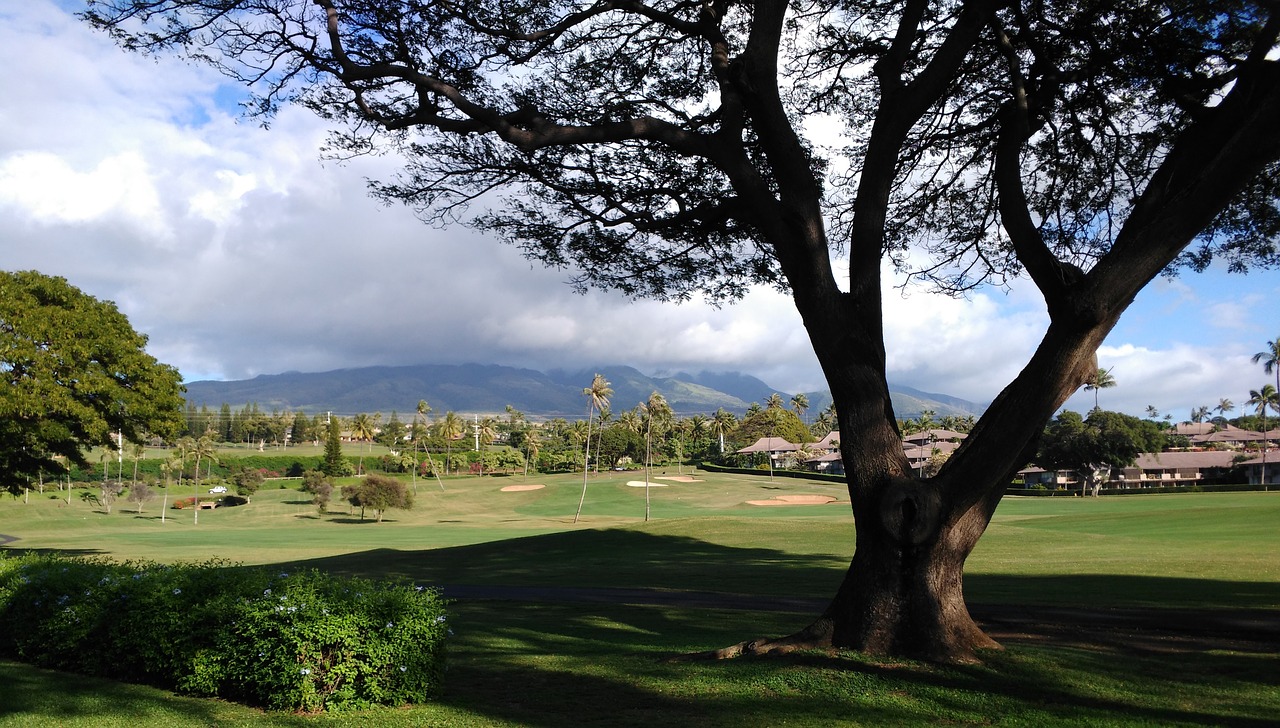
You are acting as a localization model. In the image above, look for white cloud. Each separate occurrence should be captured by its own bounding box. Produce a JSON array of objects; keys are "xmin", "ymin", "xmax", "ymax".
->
[{"xmin": 2, "ymin": 0, "xmax": 1274, "ymax": 423}]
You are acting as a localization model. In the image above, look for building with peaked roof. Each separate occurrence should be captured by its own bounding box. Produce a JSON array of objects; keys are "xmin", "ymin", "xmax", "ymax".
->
[
  {"xmin": 735, "ymin": 437, "xmax": 800, "ymax": 468},
  {"xmin": 903, "ymin": 428, "xmax": 968, "ymax": 444},
  {"xmin": 1239, "ymin": 454, "xmax": 1280, "ymax": 487}
]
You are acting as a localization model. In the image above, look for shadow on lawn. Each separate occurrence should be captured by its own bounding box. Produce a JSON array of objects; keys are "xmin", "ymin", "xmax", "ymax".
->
[
  {"xmin": 274, "ymin": 529, "xmax": 1280, "ymax": 612},
  {"xmin": 438, "ymin": 600, "xmax": 1279, "ymax": 728}
]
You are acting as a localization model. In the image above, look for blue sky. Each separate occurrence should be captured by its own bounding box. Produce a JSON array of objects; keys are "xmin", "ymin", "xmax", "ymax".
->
[{"xmin": 1, "ymin": 1, "xmax": 1276, "ymax": 420}]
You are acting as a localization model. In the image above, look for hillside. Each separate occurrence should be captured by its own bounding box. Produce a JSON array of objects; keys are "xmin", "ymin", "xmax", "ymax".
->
[{"xmin": 182, "ymin": 363, "xmax": 985, "ymax": 419}]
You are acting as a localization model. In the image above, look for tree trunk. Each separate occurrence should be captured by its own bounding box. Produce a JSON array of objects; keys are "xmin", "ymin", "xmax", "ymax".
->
[{"xmin": 819, "ymin": 480, "xmax": 1004, "ymax": 662}]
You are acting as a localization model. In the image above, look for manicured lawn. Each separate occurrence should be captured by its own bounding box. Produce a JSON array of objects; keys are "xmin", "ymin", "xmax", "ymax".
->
[{"xmin": 2, "ymin": 473, "xmax": 1278, "ymax": 726}]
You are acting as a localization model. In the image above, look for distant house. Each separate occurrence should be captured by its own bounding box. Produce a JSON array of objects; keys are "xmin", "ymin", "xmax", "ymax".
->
[
  {"xmin": 1116, "ymin": 451, "xmax": 1238, "ymax": 487},
  {"xmin": 1018, "ymin": 450, "xmax": 1240, "ymax": 490},
  {"xmin": 1239, "ymin": 454, "xmax": 1280, "ymax": 487},
  {"xmin": 1183, "ymin": 424, "xmax": 1268, "ymax": 449}
]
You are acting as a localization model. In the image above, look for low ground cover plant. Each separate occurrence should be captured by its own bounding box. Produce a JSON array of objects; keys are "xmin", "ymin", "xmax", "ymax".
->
[{"xmin": 0, "ymin": 554, "xmax": 448, "ymax": 713}]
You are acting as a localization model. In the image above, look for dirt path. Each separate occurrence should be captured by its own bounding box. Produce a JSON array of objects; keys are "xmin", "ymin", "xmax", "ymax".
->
[{"xmin": 440, "ymin": 585, "xmax": 1280, "ymax": 655}]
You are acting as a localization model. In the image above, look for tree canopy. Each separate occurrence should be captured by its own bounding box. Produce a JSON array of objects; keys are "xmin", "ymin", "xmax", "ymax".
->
[
  {"xmin": 1036, "ymin": 409, "xmax": 1166, "ymax": 493},
  {"xmin": 0, "ymin": 270, "xmax": 186, "ymax": 493},
  {"xmin": 83, "ymin": 1, "xmax": 1280, "ymax": 662}
]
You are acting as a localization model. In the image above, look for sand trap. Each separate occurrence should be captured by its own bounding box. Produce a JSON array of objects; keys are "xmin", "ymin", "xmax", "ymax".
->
[
  {"xmin": 656, "ymin": 475, "xmax": 703, "ymax": 482},
  {"xmin": 500, "ymin": 484, "xmax": 546, "ymax": 492},
  {"xmin": 626, "ymin": 480, "xmax": 669, "ymax": 487},
  {"xmin": 747, "ymin": 494, "xmax": 839, "ymax": 506}
]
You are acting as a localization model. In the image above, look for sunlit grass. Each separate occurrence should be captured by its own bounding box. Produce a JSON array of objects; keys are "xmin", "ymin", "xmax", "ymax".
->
[{"xmin": 3, "ymin": 476, "xmax": 1279, "ymax": 725}]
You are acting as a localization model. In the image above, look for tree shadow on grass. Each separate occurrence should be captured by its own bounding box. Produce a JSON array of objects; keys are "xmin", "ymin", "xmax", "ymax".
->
[
  {"xmin": 438, "ymin": 600, "xmax": 1280, "ymax": 728},
  {"xmin": 275, "ymin": 528, "xmax": 1280, "ymax": 613},
  {"xmin": 0, "ymin": 660, "xmax": 313, "ymax": 727}
]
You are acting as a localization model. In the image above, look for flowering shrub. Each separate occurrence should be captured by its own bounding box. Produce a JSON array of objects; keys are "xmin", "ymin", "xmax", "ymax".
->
[{"xmin": 0, "ymin": 555, "xmax": 447, "ymax": 712}]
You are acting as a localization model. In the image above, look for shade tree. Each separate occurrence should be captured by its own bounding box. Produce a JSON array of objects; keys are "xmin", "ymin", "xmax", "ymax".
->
[
  {"xmin": 84, "ymin": 1, "xmax": 1280, "ymax": 663},
  {"xmin": 0, "ymin": 271, "xmax": 184, "ymax": 495}
]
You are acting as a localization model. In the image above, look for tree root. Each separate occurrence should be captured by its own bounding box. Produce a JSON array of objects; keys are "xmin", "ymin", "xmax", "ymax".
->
[{"xmin": 669, "ymin": 628, "xmax": 834, "ymax": 662}]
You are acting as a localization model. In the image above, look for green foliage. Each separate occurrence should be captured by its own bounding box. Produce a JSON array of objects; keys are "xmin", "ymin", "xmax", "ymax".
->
[
  {"xmin": 342, "ymin": 474, "xmax": 414, "ymax": 522},
  {"xmin": 0, "ymin": 555, "xmax": 447, "ymax": 712},
  {"xmin": 733, "ymin": 407, "xmax": 811, "ymax": 447},
  {"xmin": 0, "ymin": 271, "xmax": 185, "ymax": 494},
  {"xmin": 231, "ymin": 468, "xmax": 265, "ymax": 501},
  {"xmin": 1036, "ymin": 410, "xmax": 1167, "ymax": 485},
  {"xmin": 322, "ymin": 418, "xmax": 351, "ymax": 477},
  {"xmin": 301, "ymin": 469, "xmax": 334, "ymax": 513}
]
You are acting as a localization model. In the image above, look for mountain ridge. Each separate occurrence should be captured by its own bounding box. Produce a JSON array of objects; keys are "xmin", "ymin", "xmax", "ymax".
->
[{"xmin": 182, "ymin": 363, "xmax": 984, "ymax": 419}]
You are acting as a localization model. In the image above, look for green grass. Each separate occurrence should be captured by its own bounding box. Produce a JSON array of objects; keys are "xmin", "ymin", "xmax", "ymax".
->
[{"xmin": 3, "ymin": 472, "xmax": 1279, "ymax": 725}]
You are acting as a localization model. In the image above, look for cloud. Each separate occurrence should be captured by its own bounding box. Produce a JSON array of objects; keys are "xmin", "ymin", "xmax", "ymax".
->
[{"xmin": 2, "ymin": 1, "xmax": 1274, "ymax": 423}]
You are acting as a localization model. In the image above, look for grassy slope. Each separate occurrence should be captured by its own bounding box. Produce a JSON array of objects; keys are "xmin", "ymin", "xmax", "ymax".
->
[{"xmin": 2, "ymin": 474, "xmax": 1279, "ymax": 726}]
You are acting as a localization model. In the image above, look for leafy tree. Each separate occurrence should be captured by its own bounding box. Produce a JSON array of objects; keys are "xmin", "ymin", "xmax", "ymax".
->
[
  {"xmin": 734, "ymin": 407, "xmax": 810, "ymax": 447},
  {"xmin": 301, "ymin": 469, "xmax": 335, "ymax": 513},
  {"xmin": 0, "ymin": 271, "xmax": 185, "ymax": 495},
  {"xmin": 232, "ymin": 467, "xmax": 265, "ymax": 503},
  {"xmin": 1036, "ymin": 410, "xmax": 1166, "ymax": 497},
  {"xmin": 127, "ymin": 483, "xmax": 155, "ymax": 514},
  {"xmin": 342, "ymin": 474, "xmax": 414, "ymax": 523},
  {"xmin": 84, "ymin": 1, "xmax": 1280, "ymax": 663},
  {"xmin": 575, "ymin": 373, "xmax": 613, "ymax": 523},
  {"xmin": 377, "ymin": 411, "xmax": 407, "ymax": 449}
]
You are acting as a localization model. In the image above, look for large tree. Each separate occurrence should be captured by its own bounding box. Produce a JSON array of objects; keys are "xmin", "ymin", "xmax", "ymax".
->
[
  {"xmin": 1035, "ymin": 409, "xmax": 1166, "ymax": 496},
  {"xmin": 0, "ymin": 270, "xmax": 185, "ymax": 494},
  {"xmin": 84, "ymin": 1, "xmax": 1280, "ymax": 662}
]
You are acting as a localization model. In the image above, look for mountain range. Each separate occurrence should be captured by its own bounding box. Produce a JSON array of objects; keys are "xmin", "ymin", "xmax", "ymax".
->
[{"xmin": 181, "ymin": 363, "xmax": 985, "ymax": 420}]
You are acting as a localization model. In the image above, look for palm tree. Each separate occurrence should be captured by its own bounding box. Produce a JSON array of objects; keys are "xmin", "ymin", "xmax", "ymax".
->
[
  {"xmin": 617, "ymin": 408, "xmax": 642, "ymax": 434},
  {"xmin": 712, "ymin": 408, "xmax": 736, "ymax": 455},
  {"xmin": 411, "ymin": 400, "xmax": 431, "ymax": 493},
  {"xmin": 350, "ymin": 413, "xmax": 377, "ymax": 474},
  {"xmin": 1253, "ymin": 336, "xmax": 1280, "ymax": 482},
  {"xmin": 1248, "ymin": 384, "xmax": 1279, "ymax": 480},
  {"xmin": 477, "ymin": 417, "xmax": 498, "ymax": 475},
  {"xmin": 1190, "ymin": 405, "xmax": 1210, "ymax": 424},
  {"xmin": 1144, "ymin": 405, "xmax": 1160, "ymax": 420},
  {"xmin": 523, "ymin": 428, "xmax": 542, "ymax": 476},
  {"xmin": 439, "ymin": 412, "xmax": 464, "ymax": 477},
  {"xmin": 1083, "ymin": 367, "xmax": 1117, "ymax": 411},
  {"xmin": 593, "ymin": 405, "xmax": 612, "ymax": 474},
  {"xmin": 575, "ymin": 373, "xmax": 613, "ymax": 524},
  {"xmin": 791, "ymin": 393, "xmax": 810, "ymax": 425},
  {"xmin": 190, "ymin": 434, "xmax": 217, "ymax": 525},
  {"xmin": 640, "ymin": 391, "xmax": 672, "ymax": 522},
  {"xmin": 130, "ymin": 443, "xmax": 146, "ymax": 484},
  {"xmin": 765, "ymin": 392, "xmax": 785, "ymax": 410},
  {"xmin": 1254, "ymin": 336, "xmax": 1280, "ymax": 382},
  {"xmin": 1215, "ymin": 398, "xmax": 1235, "ymax": 420}
]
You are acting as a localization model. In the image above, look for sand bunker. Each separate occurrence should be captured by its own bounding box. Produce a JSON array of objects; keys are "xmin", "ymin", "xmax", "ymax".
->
[
  {"xmin": 500, "ymin": 484, "xmax": 546, "ymax": 492},
  {"xmin": 746, "ymin": 494, "xmax": 839, "ymax": 506},
  {"xmin": 626, "ymin": 480, "xmax": 669, "ymax": 487},
  {"xmin": 656, "ymin": 475, "xmax": 703, "ymax": 482}
]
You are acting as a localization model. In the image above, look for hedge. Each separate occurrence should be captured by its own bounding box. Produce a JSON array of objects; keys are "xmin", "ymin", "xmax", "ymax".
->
[{"xmin": 0, "ymin": 555, "xmax": 448, "ymax": 713}]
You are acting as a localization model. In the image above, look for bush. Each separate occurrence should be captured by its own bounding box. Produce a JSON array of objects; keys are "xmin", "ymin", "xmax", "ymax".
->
[{"xmin": 0, "ymin": 555, "xmax": 448, "ymax": 713}]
